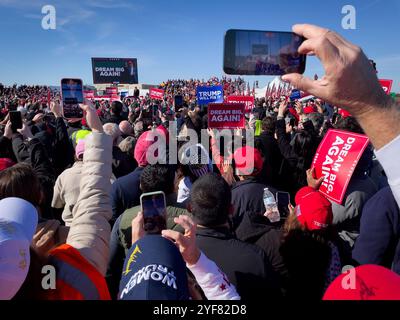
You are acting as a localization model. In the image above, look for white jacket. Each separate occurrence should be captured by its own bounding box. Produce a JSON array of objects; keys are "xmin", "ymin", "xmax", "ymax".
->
[
  {"xmin": 188, "ymin": 252, "xmax": 240, "ymax": 300},
  {"xmin": 375, "ymin": 134, "xmax": 400, "ymax": 208}
]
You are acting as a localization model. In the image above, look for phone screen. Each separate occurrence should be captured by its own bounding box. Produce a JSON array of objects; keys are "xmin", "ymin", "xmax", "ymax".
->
[
  {"xmin": 174, "ymin": 95, "xmax": 183, "ymax": 112},
  {"xmin": 61, "ymin": 78, "xmax": 84, "ymax": 119},
  {"xmin": 9, "ymin": 111, "xmax": 22, "ymax": 132},
  {"xmin": 140, "ymin": 192, "xmax": 167, "ymax": 235},
  {"xmin": 277, "ymin": 192, "xmax": 291, "ymax": 218},
  {"xmin": 224, "ymin": 29, "xmax": 306, "ymax": 76}
]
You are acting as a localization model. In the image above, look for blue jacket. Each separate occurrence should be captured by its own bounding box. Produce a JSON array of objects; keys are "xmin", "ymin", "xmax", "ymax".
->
[
  {"xmin": 110, "ymin": 166, "xmax": 144, "ymax": 225},
  {"xmin": 353, "ymin": 187, "xmax": 400, "ymax": 275}
]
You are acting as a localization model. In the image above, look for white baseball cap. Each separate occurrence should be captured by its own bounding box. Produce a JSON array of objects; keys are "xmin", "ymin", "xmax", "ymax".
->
[{"xmin": 0, "ymin": 198, "xmax": 38, "ymax": 300}]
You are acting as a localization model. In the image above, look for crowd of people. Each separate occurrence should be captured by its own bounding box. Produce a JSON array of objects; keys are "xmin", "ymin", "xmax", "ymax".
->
[{"xmin": 0, "ymin": 24, "xmax": 400, "ymax": 301}]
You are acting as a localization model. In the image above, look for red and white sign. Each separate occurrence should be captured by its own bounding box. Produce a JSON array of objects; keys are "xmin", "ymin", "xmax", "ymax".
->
[
  {"xmin": 312, "ymin": 129, "xmax": 370, "ymax": 204},
  {"xmin": 93, "ymin": 95, "xmax": 111, "ymax": 101},
  {"xmin": 226, "ymin": 96, "xmax": 255, "ymax": 112},
  {"xmin": 83, "ymin": 90, "xmax": 95, "ymax": 99},
  {"xmin": 150, "ymin": 88, "xmax": 165, "ymax": 100},
  {"xmin": 110, "ymin": 94, "xmax": 120, "ymax": 102},
  {"xmin": 379, "ymin": 79, "xmax": 393, "ymax": 95},
  {"xmin": 208, "ymin": 103, "xmax": 245, "ymax": 129},
  {"xmin": 106, "ymin": 87, "xmax": 118, "ymax": 95}
]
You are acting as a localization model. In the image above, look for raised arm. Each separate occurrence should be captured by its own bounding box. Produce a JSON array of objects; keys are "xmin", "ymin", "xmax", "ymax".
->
[
  {"xmin": 282, "ymin": 24, "xmax": 400, "ymax": 206},
  {"xmin": 162, "ymin": 215, "xmax": 241, "ymax": 300},
  {"xmin": 67, "ymin": 102, "xmax": 113, "ymax": 276}
]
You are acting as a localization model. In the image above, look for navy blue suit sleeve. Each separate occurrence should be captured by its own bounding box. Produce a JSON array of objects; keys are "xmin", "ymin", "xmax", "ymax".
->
[{"xmin": 353, "ymin": 188, "xmax": 399, "ymax": 268}]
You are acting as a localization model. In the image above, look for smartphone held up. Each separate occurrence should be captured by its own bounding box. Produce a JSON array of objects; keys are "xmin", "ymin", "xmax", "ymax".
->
[
  {"xmin": 223, "ymin": 29, "xmax": 306, "ymax": 76},
  {"xmin": 140, "ymin": 191, "xmax": 167, "ymax": 235},
  {"xmin": 61, "ymin": 78, "xmax": 84, "ymax": 119},
  {"xmin": 9, "ymin": 111, "xmax": 23, "ymax": 133}
]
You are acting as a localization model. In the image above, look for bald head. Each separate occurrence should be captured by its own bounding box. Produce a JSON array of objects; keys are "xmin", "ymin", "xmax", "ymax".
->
[
  {"xmin": 103, "ymin": 123, "xmax": 121, "ymax": 145},
  {"xmin": 119, "ymin": 120, "xmax": 133, "ymax": 136}
]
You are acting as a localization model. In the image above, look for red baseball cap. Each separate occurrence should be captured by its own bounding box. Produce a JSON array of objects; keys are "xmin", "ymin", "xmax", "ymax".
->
[
  {"xmin": 339, "ymin": 108, "xmax": 352, "ymax": 118},
  {"xmin": 232, "ymin": 146, "xmax": 263, "ymax": 176},
  {"xmin": 294, "ymin": 187, "xmax": 333, "ymax": 231},
  {"xmin": 303, "ymin": 106, "xmax": 316, "ymax": 114},
  {"xmin": 323, "ymin": 265, "xmax": 400, "ymax": 300}
]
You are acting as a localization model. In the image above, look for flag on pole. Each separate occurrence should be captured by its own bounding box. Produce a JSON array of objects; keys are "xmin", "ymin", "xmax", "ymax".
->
[
  {"xmin": 271, "ymin": 83, "xmax": 276, "ymax": 99},
  {"xmin": 265, "ymin": 82, "xmax": 270, "ymax": 99},
  {"xmin": 47, "ymin": 89, "xmax": 51, "ymax": 105}
]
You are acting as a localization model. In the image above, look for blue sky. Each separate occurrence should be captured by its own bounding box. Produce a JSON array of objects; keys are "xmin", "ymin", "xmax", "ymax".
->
[{"xmin": 0, "ymin": 0, "xmax": 399, "ymax": 91}]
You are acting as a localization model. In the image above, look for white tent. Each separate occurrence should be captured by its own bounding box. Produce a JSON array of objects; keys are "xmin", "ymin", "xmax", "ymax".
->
[{"xmin": 255, "ymin": 76, "xmax": 293, "ymax": 98}]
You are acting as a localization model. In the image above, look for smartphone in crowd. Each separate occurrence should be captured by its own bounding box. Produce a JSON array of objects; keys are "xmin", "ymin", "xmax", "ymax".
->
[
  {"xmin": 223, "ymin": 29, "xmax": 306, "ymax": 76},
  {"xmin": 9, "ymin": 110, "xmax": 22, "ymax": 133},
  {"xmin": 174, "ymin": 95, "xmax": 184, "ymax": 112},
  {"xmin": 140, "ymin": 191, "xmax": 167, "ymax": 235},
  {"xmin": 61, "ymin": 78, "xmax": 84, "ymax": 119},
  {"xmin": 276, "ymin": 191, "xmax": 291, "ymax": 219}
]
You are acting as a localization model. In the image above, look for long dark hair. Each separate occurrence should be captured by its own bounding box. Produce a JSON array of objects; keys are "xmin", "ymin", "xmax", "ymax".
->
[
  {"xmin": 292, "ymin": 130, "xmax": 319, "ymax": 186},
  {"xmin": 0, "ymin": 163, "xmax": 42, "ymax": 207}
]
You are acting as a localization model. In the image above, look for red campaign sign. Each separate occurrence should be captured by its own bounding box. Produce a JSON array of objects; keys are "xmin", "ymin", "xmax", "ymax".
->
[
  {"xmin": 150, "ymin": 88, "xmax": 165, "ymax": 100},
  {"xmin": 208, "ymin": 103, "xmax": 245, "ymax": 129},
  {"xmin": 379, "ymin": 79, "xmax": 393, "ymax": 95},
  {"xmin": 93, "ymin": 95, "xmax": 111, "ymax": 100},
  {"xmin": 226, "ymin": 96, "xmax": 255, "ymax": 112},
  {"xmin": 312, "ymin": 129, "xmax": 370, "ymax": 204},
  {"xmin": 106, "ymin": 87, "xmax": 118, "ymax": 95},
  {"xmin": 110, "ymin": 94, "xmax": 120, "ymax": 102},
  {"xmin": 83, "ymin": 90, "xmax": 95, "ymax": 99}
]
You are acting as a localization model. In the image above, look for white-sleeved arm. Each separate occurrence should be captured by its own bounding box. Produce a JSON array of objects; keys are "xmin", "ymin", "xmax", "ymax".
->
[
  {"xmin": 375, "ymin": 134, "xmax": 400, "ymax": 207},
  {"xmin": 187, "ymin": 252, "xmax": 240, "ymax": 300}
]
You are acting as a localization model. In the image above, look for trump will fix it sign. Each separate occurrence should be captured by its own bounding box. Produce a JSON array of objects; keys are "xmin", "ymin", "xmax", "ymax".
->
[{"xmin": 312, "ymin": 129, "xmax": 370, "ymax": 204}]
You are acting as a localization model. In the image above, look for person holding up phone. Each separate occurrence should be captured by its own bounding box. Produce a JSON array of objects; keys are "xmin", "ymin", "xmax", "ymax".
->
[
  {"xmin": 122, "ymin": 213, "xmax": 240, "ymax": 300},
  {"xmin": 280, "ymin": 24, "xmax": 400, "ymax": 209}
]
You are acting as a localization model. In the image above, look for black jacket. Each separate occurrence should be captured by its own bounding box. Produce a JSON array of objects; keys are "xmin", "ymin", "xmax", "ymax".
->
[
  {"xmin": 275, "ymin": 119, "xmax": 318, "ymax": 194},
  {"xmin": 52, "ymin": 117, "xmax": 74, "ymax": 174},
  {"xmin": 0, "ymin": 136, "xmax": 17, "ymax": 162},
  {"xmin": 231, "ymin": 177, "xmax": 277, "ymax": 229},
  {"xmin": 236, "ymin": 212, "xmax": 288, "ymax": 292},
  {"xmin": 196, "ymin": 226, "xmax": 281, "ymax": 300},
  {"xmin": 112, "ymin": 146, "xmax": 137, "ymax": 179},
  {"xmin": 255, "ymin": 131, "xmax": 284, "ymax": 189},
  {"xmin": 12, "ymin": 134, "xmax": 56, "ymax": 219},
  {"xmin": 104, "ymin": 114, "xmax": 125, "ymax": 125},
  {"xmin": 353, "ymin": 187, "xmax": 400, "ymax": 275},
  {"xmin": 111, "ymin": 166, "xmax": 144, "ymax": 224}
]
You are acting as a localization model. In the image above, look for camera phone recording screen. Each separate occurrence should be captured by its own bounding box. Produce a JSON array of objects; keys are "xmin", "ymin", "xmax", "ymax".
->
[
  {"xmin": 62, "ymin": 79, "xmax": 83, "ymax": 104},
  {"xmin": 142, "ymin": 195, "xmax": 165, "ymax": 218},
  {"xmin": 224, "ymin": 30, "xmax": 306, "ymax": 76}
]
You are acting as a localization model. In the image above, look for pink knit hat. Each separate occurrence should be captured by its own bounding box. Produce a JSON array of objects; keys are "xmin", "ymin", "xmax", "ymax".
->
[
  {"xmin": 134, "ymin": 128, "xmax": 167, "ymax": 166},
  {"xmin": 75, "ymin": 139, "xmax": 86, "ymax": 159}
]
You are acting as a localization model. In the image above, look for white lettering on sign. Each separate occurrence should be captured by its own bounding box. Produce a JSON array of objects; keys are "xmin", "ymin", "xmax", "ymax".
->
[
  {"xmin": 321, "ymin": 136, "xmax": 355, "ymax": 194},
  {"xmin": 95, "ymin": 67, "xmax": 125, "ymax": 77},
  {"xmin": 199, "ymin": 91, "xmax": 222, "ymax": 100},
  {"xmin": 211, "ymin": 115, "xmax": 241, "ymax": 122}
]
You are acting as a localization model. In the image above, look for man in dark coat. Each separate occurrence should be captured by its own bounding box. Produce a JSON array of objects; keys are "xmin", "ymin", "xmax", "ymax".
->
[
  {"xmin": 255, "ymin": 117, "xmax": 284, "ymax": 189},
  {"xmin": 353, "ymin": 187, "xmax": 400, "ymax": 275},
  {"xmin": 230, "ymin": 146, "xmax": 277, "ymax": 229},
  {"xmin": 188, "ymin": 173, "xmax": 281, "ymax": 300}
]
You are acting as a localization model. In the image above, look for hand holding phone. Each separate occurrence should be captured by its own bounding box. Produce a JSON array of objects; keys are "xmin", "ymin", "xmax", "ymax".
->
[
  {"xmin": 276, "ymin": 191, "xmax": 291, "ymax": 218},
  {"xmin": 140, "ymin": 191, "xmax": 167, "ymax": 235},
  {"xmin": 61, "ymin": 78, "xmax": 84, "ymax": 119},
  {"xmin": 9, "ymin": 111, "xmax": 22, "ymax": 133}
]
